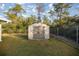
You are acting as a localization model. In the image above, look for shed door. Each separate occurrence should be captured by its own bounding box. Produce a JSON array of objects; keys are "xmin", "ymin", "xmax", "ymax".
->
[{"xmin": 33, "ymin": 26, "xmax": 45, "ymax": 39}]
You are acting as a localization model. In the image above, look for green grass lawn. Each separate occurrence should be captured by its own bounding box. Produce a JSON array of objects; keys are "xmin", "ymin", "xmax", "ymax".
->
[{"xmin": 0, "ymin": 34, "xmax": 79, "ymax": 56}]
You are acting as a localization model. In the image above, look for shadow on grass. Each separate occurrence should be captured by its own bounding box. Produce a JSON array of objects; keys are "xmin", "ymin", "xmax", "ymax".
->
[
  {"xmin": 0, "ymin": 43, "xmax": 6, "ymax": 56},
  {"xmin": 15, "ymin": 34, "xmax": 28, "ymax": 40},
  {"xmin": 0, "ymin": 51, "xmax": 6, "ymax": 56}
]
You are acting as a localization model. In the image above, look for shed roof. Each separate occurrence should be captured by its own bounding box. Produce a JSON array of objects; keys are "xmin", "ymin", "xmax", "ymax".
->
[{"xmin": 29, "ymin": 23, "xmax": 49, "ymax": 27}]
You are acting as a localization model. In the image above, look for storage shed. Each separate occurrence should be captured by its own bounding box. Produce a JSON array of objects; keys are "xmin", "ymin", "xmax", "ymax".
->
[{"xmin": 28, "ymin": 23, "xmax": 49, "ymax": 40}]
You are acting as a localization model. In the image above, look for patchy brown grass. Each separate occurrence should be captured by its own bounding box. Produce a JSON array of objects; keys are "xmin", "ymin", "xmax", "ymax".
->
[{"xmin": 0, "ymin": 34, "xmax": 79, "ymax": 56}]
